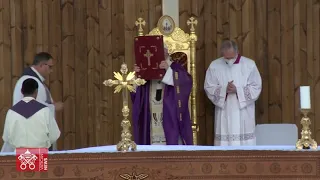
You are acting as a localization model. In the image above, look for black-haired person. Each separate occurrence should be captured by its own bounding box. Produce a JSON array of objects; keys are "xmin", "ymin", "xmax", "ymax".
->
[
  {"xmin": 12, "ymin": 52, "xmax": 63, "ymax": 150},
  {"xmin": 1, "ymin": 78, "xmax": 60, "ymax": 152}
]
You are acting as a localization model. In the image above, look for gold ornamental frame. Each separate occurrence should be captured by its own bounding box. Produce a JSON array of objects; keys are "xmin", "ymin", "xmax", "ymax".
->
[{"xmin": 134, "ymin": 15, "xmax": 199, "ymax": 145}]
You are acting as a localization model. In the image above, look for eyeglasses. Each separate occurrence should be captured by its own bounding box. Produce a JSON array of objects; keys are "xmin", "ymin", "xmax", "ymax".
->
[{"xmin": 44, "ymin": 64, "xmax": 53, "ymax": 69}]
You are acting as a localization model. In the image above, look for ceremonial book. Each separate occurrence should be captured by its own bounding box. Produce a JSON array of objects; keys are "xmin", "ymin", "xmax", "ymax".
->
[{"xmin": 134, "ymin": 35, "xmax": 165, "ymax": 80}]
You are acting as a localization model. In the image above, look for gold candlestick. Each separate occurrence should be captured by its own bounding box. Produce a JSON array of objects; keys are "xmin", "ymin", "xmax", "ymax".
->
[
  {"xmin": 103, "ymin": 63, "xmax": 146, "ymax": 152},
  {"xmin": 296, "ymin": 109, "xmax": 318, "ymax": 150}
]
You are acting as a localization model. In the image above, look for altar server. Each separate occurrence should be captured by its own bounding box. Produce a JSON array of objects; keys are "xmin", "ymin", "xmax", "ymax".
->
[
  {"xmin": 1, "ymin": 78, "xmax": 60, "ymax": 152},
  {"xmin": 12, "ymin": 52, "xmax": 63, "ymax": 150},
  {"xmin": 204, "ymin": 40, "xmax": 262, "ymax": 146},
  {"xmin": 132, "ymin": 45, "xmax": 193, "ymax": 145}
]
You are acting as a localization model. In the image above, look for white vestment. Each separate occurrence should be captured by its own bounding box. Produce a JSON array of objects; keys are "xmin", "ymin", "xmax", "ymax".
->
[
  {"xmin": 12, "ymin": 67, "xmax": 57, "ymax": 150},
  {"xmin": 204, "ymin": 55, "xmax": 262, "ymax": 146},
  {"xmin": 1, "ymin": 97, "xmax": 60, "ymax": 152}
]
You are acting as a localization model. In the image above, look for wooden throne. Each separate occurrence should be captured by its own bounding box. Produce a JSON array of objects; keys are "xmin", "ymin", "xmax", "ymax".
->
[{"xmin": 134, "ymin": 15, "xmax": 199, "ymax": 145}]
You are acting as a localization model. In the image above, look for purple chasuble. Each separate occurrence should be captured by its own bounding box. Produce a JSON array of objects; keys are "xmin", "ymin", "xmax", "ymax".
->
[
  {"xmin": 131, "ymin": 62, "xmax": 193, "ymax": 145},
  {"xmin": 10, "ymin": 100, "xmax": 47, "ymax": 119},
  {"xmin": 22, "ymin": 67, "xmax": 52, "ymax": 104}
]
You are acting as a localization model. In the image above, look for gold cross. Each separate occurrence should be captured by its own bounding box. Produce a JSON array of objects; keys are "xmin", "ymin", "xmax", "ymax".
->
[
  {"xmin": 135, "ymin": 18, "xmax": 146, "ymax": 36},
  {"xmin": 103, "ymin": 63, "xmax": 146, "ymax": 94},
  {"xmin": 103, "ymin": 63, "xmax": 146, "ymax": 151},
  {"xmin": 144, "ymin": 49, "xmax": 153, "ymax": 66},
  {"xmin": 187, "ymin": 17, "xmax": 198, "ymax": 32}
]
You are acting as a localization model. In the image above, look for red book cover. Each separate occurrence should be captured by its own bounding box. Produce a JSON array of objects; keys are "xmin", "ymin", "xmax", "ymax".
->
[{"xmin": 134, "ymin": 35, "xmax": 165, "ymax": 80}]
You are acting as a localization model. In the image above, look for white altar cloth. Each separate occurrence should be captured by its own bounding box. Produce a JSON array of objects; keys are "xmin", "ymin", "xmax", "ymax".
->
[{"xmin": 0, "ymin": 145, "xmax": 319, "ymax": 156}]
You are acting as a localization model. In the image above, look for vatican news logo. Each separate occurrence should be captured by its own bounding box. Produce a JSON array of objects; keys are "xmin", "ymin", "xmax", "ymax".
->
[{"xmin": 15, "ymin": 148, "xmax": 48, "ymax": 172}]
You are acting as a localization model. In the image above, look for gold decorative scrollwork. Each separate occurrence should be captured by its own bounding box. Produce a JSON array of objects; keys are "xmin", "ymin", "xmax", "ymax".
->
[{"xmin": 148, "ymin": 27, "xmax": 190, "ymax": 54}]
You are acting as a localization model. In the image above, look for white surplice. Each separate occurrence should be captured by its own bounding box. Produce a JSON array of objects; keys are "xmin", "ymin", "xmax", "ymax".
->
[
  {"xmin": 1, "ymin": 97, "xmax": 60, "ymax": 152},
  {"xmin": 204, "ymin": 55, "xmax": 262, "ymax": 146}
]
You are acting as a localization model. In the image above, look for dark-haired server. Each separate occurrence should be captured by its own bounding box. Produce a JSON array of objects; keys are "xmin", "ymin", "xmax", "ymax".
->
[
  {"xmin": 11, "ymin": 52, "xmax": 63, "ymax": 151},
  {"xmin": 1, "ymin": 78, "xmax": 60, "ymax": 152}
]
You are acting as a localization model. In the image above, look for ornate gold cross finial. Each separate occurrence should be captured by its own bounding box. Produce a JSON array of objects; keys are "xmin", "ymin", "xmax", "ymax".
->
[
  {"xmin": 103, "ymin": 63, "xmax": 146, "ymax": 152},
  {"xmin": 187, "ymin": 17, "xmax": 198, "ymax": 32},
  {"xmin": 135, "ymin": 18, "xmax": 146, "ymax": 36}
]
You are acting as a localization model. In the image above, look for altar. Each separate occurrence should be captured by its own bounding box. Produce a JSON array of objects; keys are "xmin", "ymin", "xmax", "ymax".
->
[{"xmin": 0, "ymin": 145, "xmax": 320, "ymax": 179}]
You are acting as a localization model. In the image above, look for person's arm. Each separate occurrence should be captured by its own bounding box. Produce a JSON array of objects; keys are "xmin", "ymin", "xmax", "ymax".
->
[
  {"xmin": 161, "ymin": 59, "xmax": 174, "ymax": 86},
  {"xmin": 1, "ymin": 111, "xmax": 16, "ymax": 152},
  {"xmin": 204, "ymin": 66, "xmax": 227, "ymax": 109},
  {"xmin": 1, "ymin": 142, "xmax": 15, "ymax": 152},
  {"xmin": 2, "ymin": 111, "xmax": 12, "ymax": 143},
  {"xmin": 1, "ymin": 110, "xmax": 15, "ymax": 152},
  {"xmin": 235, "ymin": 63, "xmax": 262, "ymax": 109},
  {"xmin": 45, "ymin": 108, "xmax": 60, "ymax": 144},
  {"xmin": 36, "ymin": 83, "xmax": 56, "ymax": 112},
  {"xmin": 161, "ymin": 67, "xmax": 174, "ymax": 86}
]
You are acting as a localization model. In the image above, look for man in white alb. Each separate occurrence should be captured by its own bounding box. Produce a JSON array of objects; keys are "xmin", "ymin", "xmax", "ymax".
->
[
  {"xmin": 204, "ymin": 40, "xmax": 262, "ymax": 146},
  {"xmin": 12, "ymin": 52, "xmax": 63, "ymax": 150},
  {"xmin": 1, "ymin": 78, "xmax": 60, "ymax": 152}
]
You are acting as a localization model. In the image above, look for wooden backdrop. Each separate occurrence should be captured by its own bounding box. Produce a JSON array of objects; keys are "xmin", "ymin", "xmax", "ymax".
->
[{"xmin": 0, "ymin": 0, "xmax": 319, "ymax": 150}]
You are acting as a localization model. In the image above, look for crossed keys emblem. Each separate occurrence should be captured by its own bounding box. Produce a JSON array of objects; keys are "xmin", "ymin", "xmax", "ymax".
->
[{"xmin": 18, "ymin": 149, "xmax": 37, "ymax": 170}]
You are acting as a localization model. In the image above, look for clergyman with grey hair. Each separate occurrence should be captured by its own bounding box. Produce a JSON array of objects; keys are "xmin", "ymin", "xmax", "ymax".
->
[{"xmin": 204, "ymin": 40, "xmax": 262, "ymax": 146}]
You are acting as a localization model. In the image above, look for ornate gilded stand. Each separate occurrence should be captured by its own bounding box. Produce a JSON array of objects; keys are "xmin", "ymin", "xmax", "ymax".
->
[
  {"xmin": 296, "ymin": 109, "xmax": 318, "ymax": 150},
  {"xmin": 103, "ymin": 63, "xmax": 146, "ymax": 152}
]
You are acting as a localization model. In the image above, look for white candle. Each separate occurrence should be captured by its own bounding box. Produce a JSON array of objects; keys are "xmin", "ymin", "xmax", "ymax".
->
[{"xmin": 300, "ymin": 86, "xmax": 311, "ymax": 109}]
